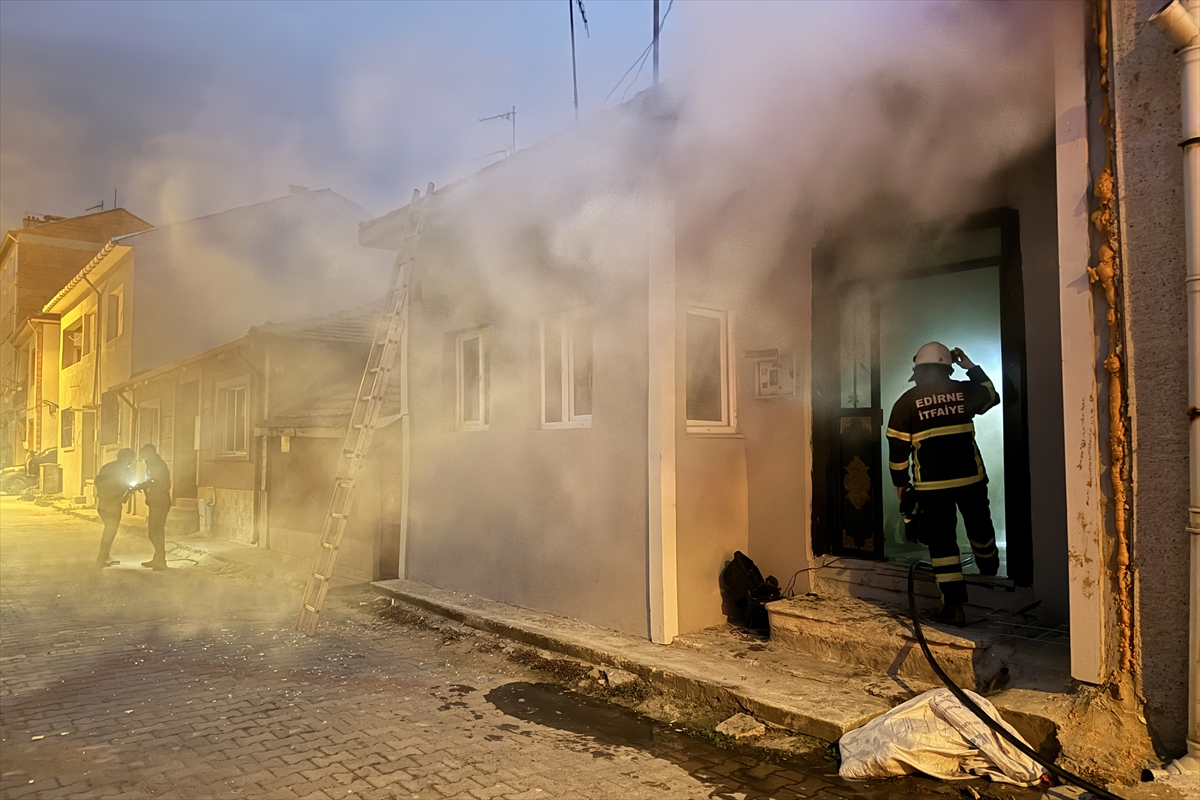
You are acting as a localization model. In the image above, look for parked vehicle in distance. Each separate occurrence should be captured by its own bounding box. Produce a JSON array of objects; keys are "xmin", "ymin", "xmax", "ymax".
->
[{"xmin": 0, "ymin": 447, "xmax": 58, "ymax": 495}]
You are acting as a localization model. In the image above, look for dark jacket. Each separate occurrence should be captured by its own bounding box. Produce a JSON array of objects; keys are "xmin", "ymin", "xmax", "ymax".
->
[
  {"xmin": 140, "ymin": 453, "xmax": 172, "ymax": 507},
  {"xmin": 95, "ymin": 461, "xmax": 134, "ymax": 512},
  {"xmin": 886, "ymin": 365, "xmax": 1000, "ymax": 491}
]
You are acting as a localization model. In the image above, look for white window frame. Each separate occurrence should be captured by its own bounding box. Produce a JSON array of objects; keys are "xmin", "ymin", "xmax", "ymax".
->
[
  {"xmin": 106, "ymin": 285, "xmax": 124, "ymax": 341},
  {"xmin": 455, "ymin": 330, "xmax": 489, "ymax": 431},
  {"xmin": 685, "ymin": 307, "xmax": 738, "ymax": 435},
  {"xmin": 82, "ymin": 310, "xmax": 95, "ymax": 356},
  {"xmin": 540, "ymin": 310, "xmax": 592, "ymax": 429},
  {"xmin": 215, "ymin": 378, "xmax": 251, "ymax": 458},
  {"xmin": 62, "ymin": 317, "xmax": 84, "ymax": 368}
]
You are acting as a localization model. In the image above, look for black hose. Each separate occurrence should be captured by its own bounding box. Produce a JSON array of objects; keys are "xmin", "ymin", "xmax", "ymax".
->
[{"xmin": 907, "ymin": 561, "xmax": 1124, "ymax": 800}]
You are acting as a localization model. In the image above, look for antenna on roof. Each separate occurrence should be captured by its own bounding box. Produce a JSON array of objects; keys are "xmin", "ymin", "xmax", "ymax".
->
[
  {"xmin": 479, "ymin": 106, "xmax": 516, "ymax": 157},
  {"xmin": 85, "ymin": 201, "xmax": 105, "ymax": 214},
  {"xmin": 569, "ymin": 1, "xmax": 588, "ymax": 121}
]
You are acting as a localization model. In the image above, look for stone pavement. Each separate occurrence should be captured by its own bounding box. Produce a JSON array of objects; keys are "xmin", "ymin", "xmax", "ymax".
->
[{"xmin": 1, "ymin": 498, "xmax": 1183, "ymax": 800}]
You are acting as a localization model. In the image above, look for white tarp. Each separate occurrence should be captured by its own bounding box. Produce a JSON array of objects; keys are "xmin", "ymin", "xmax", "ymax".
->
[{"xmin": 839, "ymin": 688, "xmax": 1045, "ymax": 785}]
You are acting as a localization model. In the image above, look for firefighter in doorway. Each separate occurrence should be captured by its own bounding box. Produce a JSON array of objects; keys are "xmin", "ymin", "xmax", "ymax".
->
[
  {"xmin": 886, "ymin": 342, "xmax": 1001, "ymax": 626},
  {"xmin": 134, "ymin": 443, "xmax": 172, "ymax": 570}
]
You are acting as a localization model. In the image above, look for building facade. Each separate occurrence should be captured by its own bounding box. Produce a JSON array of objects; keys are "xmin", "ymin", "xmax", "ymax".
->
[
  {"xmin": 0, "ymin": 209, "xmax": 151, "ymax": 467},
  {"xmin": 358, "ymin": 0, "xmax": 1195, "ymax": 769}
]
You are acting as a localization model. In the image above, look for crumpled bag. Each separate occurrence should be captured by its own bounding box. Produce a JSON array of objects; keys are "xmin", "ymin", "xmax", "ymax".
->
[{"xmin": 838, "ymin": 688, "xmax": 1045, "ymax": 786}]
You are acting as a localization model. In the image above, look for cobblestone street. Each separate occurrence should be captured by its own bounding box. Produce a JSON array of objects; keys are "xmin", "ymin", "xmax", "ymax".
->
[{"xmin": 1, "ymin": 498, "xmax": 1055, "ymax": 800}]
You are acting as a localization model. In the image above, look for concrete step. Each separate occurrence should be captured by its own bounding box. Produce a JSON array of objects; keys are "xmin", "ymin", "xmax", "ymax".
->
[
  {"xmin": 765, "ymin": 594, "xmax": 1012, "ymax": 689},
  {"xmin": 371, "ymin": 578, "xmax": 895, "ymax": 741}
]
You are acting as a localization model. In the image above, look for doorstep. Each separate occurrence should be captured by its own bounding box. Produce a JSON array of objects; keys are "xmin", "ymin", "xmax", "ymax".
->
[{"xmin": 370, "ymin": 578, "xmax": 1063, "ymax": 750}]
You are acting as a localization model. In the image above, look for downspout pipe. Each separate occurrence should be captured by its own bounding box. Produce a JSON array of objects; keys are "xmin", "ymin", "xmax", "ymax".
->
[{"xmin": 1148, "ymin": 0, "xmax": 1200, "ymax": 779}]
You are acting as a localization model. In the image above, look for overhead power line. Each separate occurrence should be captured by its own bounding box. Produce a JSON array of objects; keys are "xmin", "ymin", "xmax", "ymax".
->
[{"xmin": 603, "ymin": 0, "xmax": 673, "ymax": 107}]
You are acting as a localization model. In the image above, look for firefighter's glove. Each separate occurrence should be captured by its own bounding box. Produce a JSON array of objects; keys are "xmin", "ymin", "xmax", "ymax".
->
[
  {"xmin": 951, "ymin": 347, "xmax": 976, "ymax": 370},
  {"xmin": 898, "ymin": 486, "xmax": 919, "ymax": 522}
]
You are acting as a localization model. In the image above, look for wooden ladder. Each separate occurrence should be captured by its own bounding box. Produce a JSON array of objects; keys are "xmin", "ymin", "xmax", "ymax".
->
[{"xmin": 296, "ymin": 184, "xmax": 432, "ymax": 636}]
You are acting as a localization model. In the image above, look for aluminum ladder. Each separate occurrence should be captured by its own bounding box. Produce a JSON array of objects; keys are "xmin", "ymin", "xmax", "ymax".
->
[{"xmin": 296, "ymin": 184, "xmax": 431, "ymax": 636}]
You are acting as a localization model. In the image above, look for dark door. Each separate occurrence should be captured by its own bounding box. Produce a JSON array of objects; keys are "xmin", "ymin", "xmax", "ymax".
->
[{"xmin": 811, "ymin": 209, "xmax": 1032, "ymax": 584}]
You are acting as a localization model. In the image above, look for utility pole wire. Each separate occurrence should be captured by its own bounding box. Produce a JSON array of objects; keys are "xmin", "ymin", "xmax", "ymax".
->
[
  {"xmin": 653, "ymin": 0, "xmax": 659, "ymax": 86},
  {"xmin": 602, "ymin": 0, "xmax": 673, "ymax": 107},
  {"xmin": 576, "ymin": 0, "xmax": 588, "ymax": 36}
]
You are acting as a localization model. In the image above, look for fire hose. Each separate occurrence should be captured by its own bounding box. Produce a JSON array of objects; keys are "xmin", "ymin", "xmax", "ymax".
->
[{"xmin": 906, "ymin": 562, "xmax": 1124, "ymax": 800}]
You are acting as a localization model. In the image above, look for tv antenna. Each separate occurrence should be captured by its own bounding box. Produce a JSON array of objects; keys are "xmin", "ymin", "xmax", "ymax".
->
[
  {"xmin": 479, "ymin": 106, "xmax": 516, "ymax": 157},
  {"xmin": 569, "ymin": 0, "xmax": 589, "ymax": 121},
  {"xmin": 85, "ymin": 201, "xmax": 105, "ymax": 213}
]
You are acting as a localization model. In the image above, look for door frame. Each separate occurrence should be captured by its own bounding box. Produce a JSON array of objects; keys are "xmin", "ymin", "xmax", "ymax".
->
[{"xmin": 810, "ymin": 207, "xmax": 1032, "ymax": 584}]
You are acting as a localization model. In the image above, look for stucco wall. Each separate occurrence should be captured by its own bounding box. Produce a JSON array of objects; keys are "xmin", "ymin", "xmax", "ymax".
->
[
  {"xmin": 738, "ymin": 241, "xmax": 815, "ymax": 598},
  {"xmin": 674, "ymin": 261, "xmax": 751, "ymax": 635},
  {"xmin": 405, "ymin": 229, "xmax": 651, "ymax": 638},
  {"xmin": 1111, "ymin": 0, "xmax": 1191, "ymax": 755}
]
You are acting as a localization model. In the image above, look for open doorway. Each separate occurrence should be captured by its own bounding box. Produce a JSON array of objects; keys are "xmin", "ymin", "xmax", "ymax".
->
[{"xmin": 811, "ymin": 208, "xmax": 1032, "ymax": 586}]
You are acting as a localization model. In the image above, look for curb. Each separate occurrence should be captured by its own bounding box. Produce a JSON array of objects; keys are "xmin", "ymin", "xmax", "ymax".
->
[{"xmin": 371, "ymin": 578, "xmax": 892, "ymax": 742}]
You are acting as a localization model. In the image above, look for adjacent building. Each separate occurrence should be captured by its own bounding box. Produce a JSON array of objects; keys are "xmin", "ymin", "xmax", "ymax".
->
[
  {"xmin": 42, "ymin": 188, "xmax": 393, "ymax": 505},
  {"xmin": 106, "ymin": 304, "xmax": 401, "ymax": 581},
  {"xmin": 0, "ymin": 209, "xmax": 152, "ymax": 467}
]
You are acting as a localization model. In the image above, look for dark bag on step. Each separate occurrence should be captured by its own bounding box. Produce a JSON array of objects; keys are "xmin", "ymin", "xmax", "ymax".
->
[{"xmin": 719, "ymin": 551, "xmax": 782, "ymax": 635}]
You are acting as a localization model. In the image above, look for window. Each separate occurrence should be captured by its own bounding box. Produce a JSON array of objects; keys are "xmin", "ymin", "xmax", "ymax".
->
[
  {"xmin": 28, "ymin": 347, "xmax": 36, "ymax": 388},
  {"xmin": 82, "ymin": 312, "xmax": 95, "ymax": 356},
  {"xmin": 61, "ymin": 409, "xmax": 75, "ymax": 449},
  {"xmin": 106, "ymin": 286, "xmax": 124, "ymax": 341},
  {"xmin": 26, "ymin": 418, "xmax": 33, "ymax": 445},
  {"xmin": 686, "ymin": 308, "xmax": 736, "ymax": 433},
  {"xmin": 62, "ymin": 319, "xmax": 83, "ymax": 368},
  {"xmin": 216, "ymin": 383, "xmax": 249, "ymax": 455},
  {"xmin": 456, "ymin": 330, "xmax": 488, "ymax": 430},
  {"xmin": 541, "ymin": 311, "xmax": 592, "ymax": 428},
  {"xmin": 100, "ymin": 391, "xmax": 119, "ymax": 445}
]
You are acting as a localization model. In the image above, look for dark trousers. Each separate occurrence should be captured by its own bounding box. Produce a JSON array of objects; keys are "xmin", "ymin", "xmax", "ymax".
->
[
  {"xmin": 916, "ymin": 481, "xmax": 1000, "ymax": 607},
  {"xmin": 97, "ymin": 506, "xmax": 122, "ymax": 563},
  {"xmin": 146, "ymin": 503, "xmax": 168, "ymax": 563}
]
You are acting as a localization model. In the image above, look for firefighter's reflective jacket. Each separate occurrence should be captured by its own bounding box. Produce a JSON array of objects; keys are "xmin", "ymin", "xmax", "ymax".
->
[{"xmin": 887, "ymin": 365, "xmax": 1000, "ymax": 490}]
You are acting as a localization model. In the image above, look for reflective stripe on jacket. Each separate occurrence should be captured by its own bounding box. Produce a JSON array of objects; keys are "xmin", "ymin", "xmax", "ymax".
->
[{"xmin": 886, "ymin": 365, "xmax": 1000, "ymax": 490}]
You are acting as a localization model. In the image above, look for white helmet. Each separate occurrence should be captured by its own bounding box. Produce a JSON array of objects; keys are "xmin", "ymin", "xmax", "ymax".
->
[{"xmin": 910, "ymin": 342, "xmax": 952, "ymax": 381}]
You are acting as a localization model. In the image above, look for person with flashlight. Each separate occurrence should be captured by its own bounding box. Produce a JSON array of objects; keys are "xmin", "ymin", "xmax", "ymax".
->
[
  {"xmin": 94, "ymin": 448, "xmax": 137, "ymax": 568},
  {"xmin": 133, "ymin": 443, "xmax": 172, "ymax": 570},
  {"xmin": 886, "ymin": 342, "xmax": 1001, "ymax": 626}
]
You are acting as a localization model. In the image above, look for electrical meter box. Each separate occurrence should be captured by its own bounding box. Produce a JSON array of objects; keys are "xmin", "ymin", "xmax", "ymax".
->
[{"xmin": 745, "ymin": 349, "xmax": 795, "ymax": 398}]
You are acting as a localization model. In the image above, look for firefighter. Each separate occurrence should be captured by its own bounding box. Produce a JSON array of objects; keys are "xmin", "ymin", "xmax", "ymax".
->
[
  {"xmin": 134, "ymin": 443, "xmax": 172, "ymax": 570},
  {"xmin": 886, "ymin": 342, "xmax": 1001, "ymax": 626},
  {"xmin": 94, "ymin": 448, "xmax": 137, "ymax": 568}
]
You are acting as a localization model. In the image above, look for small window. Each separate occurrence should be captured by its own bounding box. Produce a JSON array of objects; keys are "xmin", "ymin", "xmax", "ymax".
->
[
  {"xmin": 61, "ymin": 409, "xmax": 75, "ymax": 449},
  {"xmin": 28, "ymin": 347, "xmax": 36, "ymax": 387},
  {"xmin": 686, "ymin": 308, "xmax": 736, "ymax": 433},
  {"xmin": 26, "ymin": 418, "xmax": 34, "ymax": 445},
  {"xmin": 456, "ymin": 330, "xmax": 488, "ymax": 430},
  {"xmin": 82, "ymin": 312, "xmax": 95, "ymax": 356},
  {"xmin": 106, "ymin": 286, "xmax": 124, "ymax": 342},
  {"xmin": 216, "ymin": 384, "xmax": 249, "ymax": 455},
  {"xmin": 541, "ymin": 311, "xmax": 592, "ymax": 428},
  {"xmin": 62, "ymin": 319, "xmax": 83, "ymax": 368}
]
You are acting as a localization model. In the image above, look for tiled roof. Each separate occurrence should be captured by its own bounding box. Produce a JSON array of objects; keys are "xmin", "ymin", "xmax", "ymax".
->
[
  {"xmin": 4, "ymin": 208, "xmax": 151, "ymax": 250},
  {"xmin": 262, "ymin": 377, "xmax": 400, "ymax": 431},
  {"xmin": 250, "ymin": 302, "xmax": 382, "ymax": 343}
]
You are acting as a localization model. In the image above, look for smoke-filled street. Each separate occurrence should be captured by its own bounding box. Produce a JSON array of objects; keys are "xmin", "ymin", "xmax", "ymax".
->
[{"xmin": 1, "ymin": 497, "xmax": 1049, "ymax": 800}]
